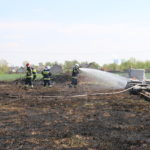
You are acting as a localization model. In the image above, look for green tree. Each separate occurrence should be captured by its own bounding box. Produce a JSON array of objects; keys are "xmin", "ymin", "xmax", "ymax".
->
[
  {"xmin": 88, "ymin": 62, "xmax": 100, "ymax": 69},
  {"xmin": 0, "ymin": 59, "xmax": 9, "ymax": 73},
  {"xmin": 145, "ymin": 61, "xmax": 150, "ymax": 71},
  {"xmin": 119, "ymin": 58, "xmax": 137, "ymax": 71},
  {"xmin": 45, "ymin": 62, "xmax": 53, "ymax": 67},
  {"xmin": 63, "ymin": 60, "xmax": 79, "ymax": 73}
]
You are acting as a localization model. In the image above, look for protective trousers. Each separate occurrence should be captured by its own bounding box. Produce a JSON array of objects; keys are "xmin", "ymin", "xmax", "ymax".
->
[
  {"xmin": 25, "ymin": 78, "xmax": 32, "ymax": 86},
  {"xmin": 44, "ymin": 80, "xmax": 50, "ymax": 86},
  {"xmin": 71, "ymin": 77, "xmax": 78, "ymax": 85}
]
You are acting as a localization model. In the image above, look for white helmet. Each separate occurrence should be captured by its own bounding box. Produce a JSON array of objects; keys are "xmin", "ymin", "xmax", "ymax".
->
[
  {"xmin": 45, "ymin": 66, "xmax": 51, "ymax": 70},
  {"xmin": 75, "ymin": 64, "xmax": 79, "ymax": 68}
]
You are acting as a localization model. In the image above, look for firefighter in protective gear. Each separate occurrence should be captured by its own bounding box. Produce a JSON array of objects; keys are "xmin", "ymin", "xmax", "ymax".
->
[
  {"xmin": 71, "ymin": 64, "xmax": 80, "ymax": 87},
  {"xmin": 42, "ymin": 66, "xmax": 52, "ymax": 87},
  {"xmin": 32, "ymin": 67, "xmax": 37, "ymax": 81},
  {"xmin": 25, "ymin": 63, "xmax": 37, "ymax": 88}
]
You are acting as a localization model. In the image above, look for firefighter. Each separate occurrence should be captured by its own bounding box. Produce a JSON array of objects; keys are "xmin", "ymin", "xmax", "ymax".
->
[
  {"xmin": 32, "ymin": 67, "xmax": 37, "ymax": 81},
  {"xmin": 25, "ymin": 63, "xmax": 37, "ymax": 88},
  {"xmin": 70, "ymin": 64, "xmax": 80, "ymax": 88},
  {"xmin": 42, "ymin": 66, "xmax": 52, "ymax": 87}
]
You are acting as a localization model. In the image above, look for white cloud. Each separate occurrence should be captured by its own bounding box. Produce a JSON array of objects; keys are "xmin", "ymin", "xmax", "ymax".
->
[
  {"xmin": 58, "ymin": 24, "xmax": 126, "ymax": 34},
  {"xmin": 1, "ymin": 21, "xmax": 150, "ymax": 65},
  {"xmin": 0, "ymin": 21, "xmax": 57, "ymax": 31},
  {"xmin": 3, "ymin": 34, "xmax": 26, "ymax": 39},
  {"xmin": 0, "ymin": 42, "xmax": 24, "ymax": 49}
]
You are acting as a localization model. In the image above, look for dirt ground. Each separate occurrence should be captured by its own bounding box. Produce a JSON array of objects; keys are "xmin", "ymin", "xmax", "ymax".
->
[{"xmin": 0, "ymin": 81, "xmax": 150, "ymax": 150}]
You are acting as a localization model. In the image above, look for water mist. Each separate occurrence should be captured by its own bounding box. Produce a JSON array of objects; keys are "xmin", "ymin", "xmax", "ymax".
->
[{"xmin": 80, "ymin": 68, "xmax": 128, "ymax": 89}]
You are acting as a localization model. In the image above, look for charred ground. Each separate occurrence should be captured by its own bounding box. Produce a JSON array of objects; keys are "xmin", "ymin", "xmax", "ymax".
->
[{"xmin": 0, "ymin": 81, "xmax": 150, "ymax": 150}]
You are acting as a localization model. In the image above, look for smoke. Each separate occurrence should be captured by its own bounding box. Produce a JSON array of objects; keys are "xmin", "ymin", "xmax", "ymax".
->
[{"xmin": 80, "ymin": 68, "xmax": 128, "ymax": 89}]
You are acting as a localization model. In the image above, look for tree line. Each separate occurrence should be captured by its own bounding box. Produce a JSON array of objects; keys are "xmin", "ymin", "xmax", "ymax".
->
[
  {"xmin": 102, "ymin": 58, "xmax": 150, "ymax": 72},
  {"xmin": 1, "ymin": 58, "xmax": 150, "ymax": 74}
]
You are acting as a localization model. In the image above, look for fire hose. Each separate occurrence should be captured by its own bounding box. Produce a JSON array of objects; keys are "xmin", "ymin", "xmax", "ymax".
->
[
  {"xmin": 70, "ymin": 85, "xmax": 137, "ymax": 98},
  {"xmin": 5, "ymin": 84, "xmax": 150, "ymax": 106},
  {"xmin": 37, "ymin": 85, "xmax": 138, "ymax": 98},
  {"xmin": 7, "ymin": 85, "xmax": 139, "ymax": 100}
]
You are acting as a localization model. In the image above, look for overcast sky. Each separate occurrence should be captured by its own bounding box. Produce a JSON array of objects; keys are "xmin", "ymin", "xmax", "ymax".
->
[{"xmin": 0, "ymin": 0, "xmax": 150, "ymax": 66}]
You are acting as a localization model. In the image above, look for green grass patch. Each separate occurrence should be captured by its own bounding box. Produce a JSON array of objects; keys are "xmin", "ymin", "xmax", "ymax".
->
[
  {"xmin": 0, "ymin": 74, "xmax": 24, "ymax": 81},
  {"xmin": 0, "ymin": 73, "xmax": 43, "ymax": 81},
  {"xmin": 1, "ymin": 72, "xmax": 150, "ymax": 81}
]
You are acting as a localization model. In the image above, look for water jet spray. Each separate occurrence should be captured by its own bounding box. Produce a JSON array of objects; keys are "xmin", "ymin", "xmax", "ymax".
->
[{"xmin": 79, "ymin": 68, "xmax": 128, "ymax": 89}]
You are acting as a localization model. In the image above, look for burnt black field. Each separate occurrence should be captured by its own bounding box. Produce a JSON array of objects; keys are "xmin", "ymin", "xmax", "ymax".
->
[{"xmin": 0, "ymin": 81, "xmax": 150, "ymax": 150}]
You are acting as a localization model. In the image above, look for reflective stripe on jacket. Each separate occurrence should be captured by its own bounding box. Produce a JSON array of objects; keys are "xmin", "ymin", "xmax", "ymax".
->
[
  {"xmin": 26, "ymin": 68, "xmax": 32, "ymax": 78},
  {"xmin": 32, "ymin": 69, "xmax": 36, "ymax": 74},
  {"xmin": 42, "ymin": 69, "xmax": 52, "ymax": 80},
  {"xmin": 72, "ymin": 67, "xmax": 79, "ymax": 77}
]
